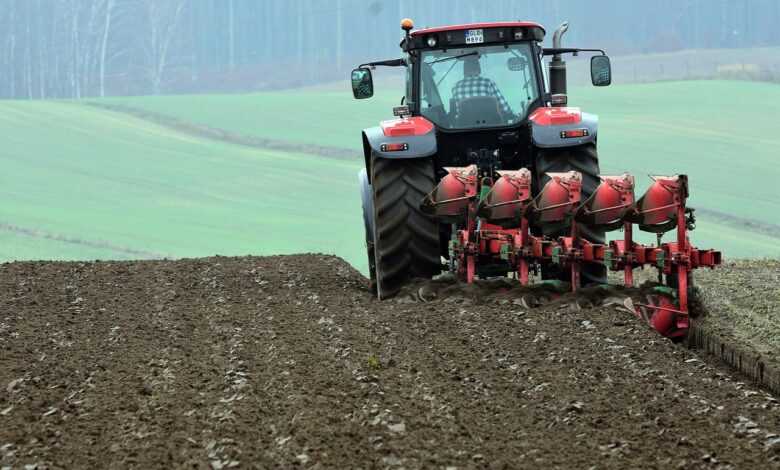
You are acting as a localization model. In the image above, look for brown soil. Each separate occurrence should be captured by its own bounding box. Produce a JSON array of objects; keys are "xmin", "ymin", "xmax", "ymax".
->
[
  {"xmin": 696, "ymin": 259, "xmax": 780, "ymax": 357},
  {"xmin": 1, "ymin": 255, "xmax": 779, "ymax": 469},
  {"xmin": 691, "ymin": 260, "xmax": 780, "ymax": 384}
]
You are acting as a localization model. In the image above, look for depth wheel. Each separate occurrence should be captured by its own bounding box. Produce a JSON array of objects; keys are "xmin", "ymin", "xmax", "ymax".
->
[
  {"xmin": 535, "ymin": 143, "xmax": 606, "ymax": 285},
  {"xmin": 371, "ymin": 154, "xmax": 441, "ymax": 299}
]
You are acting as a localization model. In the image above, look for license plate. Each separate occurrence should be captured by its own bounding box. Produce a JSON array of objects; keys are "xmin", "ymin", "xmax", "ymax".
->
[{"xmin": 465, "ymin": 29, "xmax": 484, "ymax": 44}]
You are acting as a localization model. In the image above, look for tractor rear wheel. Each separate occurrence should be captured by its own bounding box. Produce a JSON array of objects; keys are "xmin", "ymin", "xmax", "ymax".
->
[
  {"xmin": 535, "ymin": 143, "xmax": 607, "ymax": 285},
  {"xmin": 370, "ymin": 154, "xmax": 441, "ymax": 299}
]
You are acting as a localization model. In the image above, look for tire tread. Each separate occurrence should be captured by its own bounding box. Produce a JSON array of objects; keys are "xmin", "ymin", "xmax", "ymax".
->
[{"xmin": 371, "ymin": 156, "xmax": 440, "ymax": 298}]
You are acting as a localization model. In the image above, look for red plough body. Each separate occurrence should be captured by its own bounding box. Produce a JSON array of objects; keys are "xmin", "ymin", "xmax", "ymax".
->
[{"xmin": 422, "ymin": 167, "xmax": 721, "ymax": 339}]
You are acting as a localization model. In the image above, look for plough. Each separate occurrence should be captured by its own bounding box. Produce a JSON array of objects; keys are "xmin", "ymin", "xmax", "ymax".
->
[{"xmin": 421, "ymin": 166, "xmax": 721, "ymax": 339}]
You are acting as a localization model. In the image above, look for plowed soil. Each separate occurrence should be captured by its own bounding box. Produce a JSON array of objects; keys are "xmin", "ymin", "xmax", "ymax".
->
[
  {"xmin": 1, "ymin": 255, "xmax": 779, "ymax": 469},
  {"xmin": 696, "ymin": 260, "xmax": 780, "ymax": 358}
]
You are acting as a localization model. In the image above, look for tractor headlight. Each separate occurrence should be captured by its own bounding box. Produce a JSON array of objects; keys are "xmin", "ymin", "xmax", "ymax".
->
[{"xmin": 427, "ymin": 36, "xmax": 437, "ymax": 47}]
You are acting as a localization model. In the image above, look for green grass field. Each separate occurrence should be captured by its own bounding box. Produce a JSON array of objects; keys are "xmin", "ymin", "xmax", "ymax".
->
[
  {"xmin": 0, "ymin": 101, "xmax": 365, "ymax": 267},
  {"xmin": 2, "ymin": 80, "xmax": 779, "ymax": 272},
  {"xmin": 101, "ymin": 80, "xmax": 780, "ymax": 226}
]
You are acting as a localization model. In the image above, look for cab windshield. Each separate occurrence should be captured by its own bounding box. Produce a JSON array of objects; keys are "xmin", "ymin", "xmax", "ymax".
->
[{"xmin": 419, "ymin": 43, "xmax": 539, "ymax": 130}]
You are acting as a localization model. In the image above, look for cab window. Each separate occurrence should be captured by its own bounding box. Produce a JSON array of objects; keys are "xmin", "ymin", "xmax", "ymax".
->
[{"xmin": 419, "ymin": 43, "xmax": 539, "ymax": 129}]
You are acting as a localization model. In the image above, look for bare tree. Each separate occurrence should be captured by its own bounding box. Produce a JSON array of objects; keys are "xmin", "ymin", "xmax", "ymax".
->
[
  {"xmin": 99, "ymin": 0, "xmax": 116, "ymax": 97},
  {"xmin": 1, "ymin": 0, "xmax": 779, "ymax": 100},
  {"xmin": 227, "ymin": 0, "xmax": 235, "ymax": 71},
  {"xmin": 25, "ymin": 1, "xmax": 34, "ymax": 98},
  {"xmin": 144, "ymin": 0, "xmax": 187, "ymax": 94},
  {"xmin": 70, "ymin": 0, "xmax": 80, "ymax": 98},
  {"xmin": 7, "ymin": 2, "xmax": 17, "ymax": 98}
]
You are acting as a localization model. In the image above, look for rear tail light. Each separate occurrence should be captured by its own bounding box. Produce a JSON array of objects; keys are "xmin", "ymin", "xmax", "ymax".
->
[
  {"xmin": 380, "ymin": 143, "xmax": 409, "ymax": 152},
  {"xmin": 560, "ymin": 129, "xmax": 589, "ymax": 139}
]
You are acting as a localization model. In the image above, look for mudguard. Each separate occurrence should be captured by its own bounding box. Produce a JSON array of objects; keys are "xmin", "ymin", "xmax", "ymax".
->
[
  {"xmin": 358, "ymin": 168, "xmax": 374, "ymax": 246},
  {"xmin": 530, "ymin": 107, "xmax": 598, "ymax": 148},
  {"xmin": 362, "ymin": 116, "xmax": 437, "ymax": 182}
]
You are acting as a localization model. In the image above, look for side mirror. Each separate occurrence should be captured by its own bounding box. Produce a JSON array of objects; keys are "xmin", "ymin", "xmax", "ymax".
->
[
  {"xmin": 591, "ymin": 55, "xmax": 612, "ymax": 87},
  {"xmin": 351, "ymin": 68, "xmax": 374, "ymax": 99}
]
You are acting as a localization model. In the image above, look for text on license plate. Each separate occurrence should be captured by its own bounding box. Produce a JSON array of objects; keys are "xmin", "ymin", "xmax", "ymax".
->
[{"xmin": 465, "ymin": 29, "xmax": 484, "ymax": 44}]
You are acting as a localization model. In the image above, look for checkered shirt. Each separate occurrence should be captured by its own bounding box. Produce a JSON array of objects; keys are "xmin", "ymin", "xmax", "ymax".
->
[{"xmin": 451, "ymin": 76, "xmax": 512, "ymax": 115}]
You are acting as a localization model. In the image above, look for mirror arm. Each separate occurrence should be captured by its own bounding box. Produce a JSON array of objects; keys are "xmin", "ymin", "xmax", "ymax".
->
[
  {"xmin": 359, "ymin": 58, "xmax": 406, "ymax": 68},
  {"xmin": 543, "ymin": 48, "xmax": 606, "ymax": 56}
]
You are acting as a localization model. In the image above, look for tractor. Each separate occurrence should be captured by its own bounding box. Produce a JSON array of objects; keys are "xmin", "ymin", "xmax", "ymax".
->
[
  {"xmin": 351, "ymin": 19, "xmax": 720, "ymax": 339},
  {"xmin": 353, "ymin": 19, "xmax": 613, "ymax": 297}
]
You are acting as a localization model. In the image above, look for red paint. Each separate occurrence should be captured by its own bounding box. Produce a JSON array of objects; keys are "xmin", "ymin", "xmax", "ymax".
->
[
  {"xmin": 424, "ymin": 165, "xmax": 477, "ymax": 221},
  {"xmin": 675, "ymin": 203, "xmax": 689, "ymax": 315},
  {"xmin": 631, "ymin": 176, "xmax": 683, "ymax": 227},
  {"xmin": 649, "ymin": 296, "xmax": 679, "ymax": 337},
  {"xmin": 480, "ymin": 169, "xmax": 532, "ymax": 223},
  {"xmin": 421, "ymin": 167, "xmax": 721, "ymax": 341},
  {"xmin": 587, "ymin": 175, "xmax": 635, "ymax": 226},
  {"xmin": 411, "ymin": 22, "xmax": 545, "ymax": 37},
  {"xmin": 380, "ymin": 116, "xmax": 434, "ymax": 137},
  {"xmin": 529, "ymin": 107, "xmax": 582, "ymax": 126},
  {"xmin": 534, "ymin": 172, "xmax": 582, "ymax": 223},
  {"xmin": 519, "ymin": 218, "xmax": 529, "ymax": 285}
]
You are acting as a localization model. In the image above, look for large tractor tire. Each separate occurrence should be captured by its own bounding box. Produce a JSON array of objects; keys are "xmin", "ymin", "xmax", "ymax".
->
[
  {"xmin": 369, "ymin": 154, "xmax": 441, "ymax": 299},
  {"xmin": 534, "ymin": 143, "xmax": 607, "ymax": 285}
]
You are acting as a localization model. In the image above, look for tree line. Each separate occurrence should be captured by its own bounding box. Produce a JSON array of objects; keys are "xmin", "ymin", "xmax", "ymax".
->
[{"xmin": 0, "ymin": 0, "xmax": 778, "ymax": 99}]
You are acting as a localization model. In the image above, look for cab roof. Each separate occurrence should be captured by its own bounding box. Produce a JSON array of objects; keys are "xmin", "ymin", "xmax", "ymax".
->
[{"xmin": 410, "ymin": 21, "xmax": 546, "ymax": 37}]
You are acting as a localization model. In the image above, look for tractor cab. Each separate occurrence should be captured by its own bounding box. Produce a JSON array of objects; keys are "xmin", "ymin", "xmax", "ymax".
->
[
  {"xmin": 416, "ymin": 38, "xmax": 540, "ymax": 130},
  {"xmin": 407, "ymin": 22, "xmax": 548, "ymax": 131},
  {"xmin": 352, "ymin": 20, "xmax": 611, "ymax": 133}
]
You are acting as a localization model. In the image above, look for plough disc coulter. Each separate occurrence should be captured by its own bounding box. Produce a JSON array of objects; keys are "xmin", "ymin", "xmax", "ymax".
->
[{"xmin": 421, "ymin": 166, "xmax": 722, "ymax": 339}]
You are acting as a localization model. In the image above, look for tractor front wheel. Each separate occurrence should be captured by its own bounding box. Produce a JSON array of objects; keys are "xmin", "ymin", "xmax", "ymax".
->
[{"xmin": 370, "ymin": 154, "xmax": 441, "ymax": 299}]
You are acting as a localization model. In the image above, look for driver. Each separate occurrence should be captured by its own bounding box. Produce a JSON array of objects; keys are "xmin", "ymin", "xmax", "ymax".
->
[{"xmin": 452, "ymin": 54, "xmax": 512, "ymax": 116}]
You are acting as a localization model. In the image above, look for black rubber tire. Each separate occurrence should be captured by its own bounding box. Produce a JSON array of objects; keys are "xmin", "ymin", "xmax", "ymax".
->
[
  {"xmin": 534, "ymin": 143, "xmax": 607, "ymax": 285},
  {"xmin": 371, "ymin": 154, "xmax": 441, "ymax": 299}
]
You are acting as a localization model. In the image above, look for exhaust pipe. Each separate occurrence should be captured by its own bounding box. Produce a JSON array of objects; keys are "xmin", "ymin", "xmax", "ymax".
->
[{"xmin": 549, "ymin": 21, "xmax": 569, "ymax": 100}]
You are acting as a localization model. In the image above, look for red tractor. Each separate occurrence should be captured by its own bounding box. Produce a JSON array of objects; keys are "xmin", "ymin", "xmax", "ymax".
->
[{"xmin": 352, "ymin": 19, "xmax": 720, "ymax": 339}]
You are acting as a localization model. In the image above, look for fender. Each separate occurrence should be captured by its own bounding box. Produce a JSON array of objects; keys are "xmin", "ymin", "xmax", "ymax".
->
[
  {"xmin": 358, "ymin": 168, "xmax": 374, "ymax": 246},
  {"xmin": 530, "ymin": 107, "xmax": 598, "ymax": 148},
  {"xmin": 362, "ymin": 116, "xmax": 437, "ymax": 182}
]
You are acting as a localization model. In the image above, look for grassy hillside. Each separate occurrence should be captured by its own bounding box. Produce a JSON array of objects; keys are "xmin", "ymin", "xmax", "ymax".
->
[
  {"xmin": 574, "ymin": 81, "xmax": 780, "ymax": 226},
  {"xmin": 98, "ymin": 80, "xmax": 780, "ymax": 258},
  {"xmin": 0, "ymin": 101, "xmax": 365, "ymax": 267},
  {"xmin": 102, "ymin": 81, "xmax": 780, "ymax": 224},
  {"xmin": 0, "ymin": 230, "xmax": 121, "ymax": 261},
  {"xmin": 2, "ymin": 80, "xmax": 779, "ymax": 271}
]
